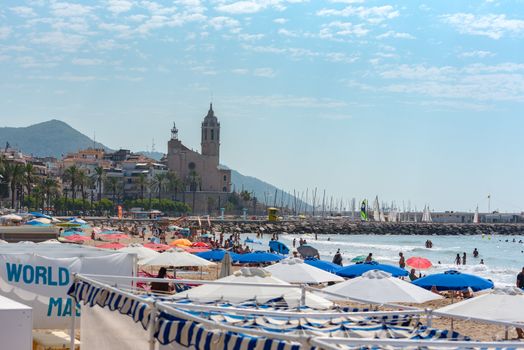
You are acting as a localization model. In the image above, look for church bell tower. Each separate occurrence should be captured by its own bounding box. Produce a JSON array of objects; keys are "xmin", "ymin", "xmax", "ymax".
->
[{"xmin": 201, "ymin": 103, "xmax": 220, "ymax": 159}]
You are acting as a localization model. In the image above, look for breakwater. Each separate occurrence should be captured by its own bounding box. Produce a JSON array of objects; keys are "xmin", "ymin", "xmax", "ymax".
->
[{"xmin": 210, "ymin": 220, "xmax": 524, "ymax": 236}]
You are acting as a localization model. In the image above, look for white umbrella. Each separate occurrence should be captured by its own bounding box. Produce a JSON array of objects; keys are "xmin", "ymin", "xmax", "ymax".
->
[
  {"xmin": 0, "ymin": 214, "xmax": 23, "ymax": 222},
  {"xmin": 140, "ymin": 248, "xmax": 215, "ymax": 267},
  {"xmin": 119, "ymin": 244, "xmax": 160, "ymax": 262},
  {"xmin": 264, "ymin": 258, "xmax": 344, "ymax": 284},
  {"xmin": 321, "ymin": 269, "xmax": 443, "ymax": 304},
  {"xmin": 0, "ymin": 239, "xmax": 8, "ymax": 244},
  {"xmin": 39, "ymin": 239, "xmax": 61, "ymax": 244},
  {"xmin": 173, "ymin": 267, "xmax": 333, "ymax": 309},
  {"xmin": 31, "ymin": 218, "xmax": 52, "ymax": 224},
  {"xmin": 435, "ymin": 287, "xmax": 524, "ymax": 324}
]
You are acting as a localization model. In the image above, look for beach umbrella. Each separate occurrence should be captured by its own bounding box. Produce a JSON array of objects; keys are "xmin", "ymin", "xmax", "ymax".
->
[
  {"xmin": 96, "ymin": 242, "xmax": 126, "ymax": 250},
  {"xmin": 170, "ymin": 238, "xmax": 192, "ymax": 247},
  {"xmin": 98, "ymin": 230, "xmax": 124, "ymax": 235},
  {"xmin": 233, "ymin": 251, "xmax": 285, "ymax": 264},
  {"xmin": 337, "ymin": 261, "xmax": 408, "ymax": 278},
  {"xmin": 265, "ymin": 258, "xmax": 344, "ymax": 284},
  {"xmin": 196, "ymin": 249, "xmax": 236, "ymax": 262},
  {"xmin": 304, "ymin": 258, "xmax": 342, "ymax": 274},
  {"xmin": 39, "ymin": 239, "xmax": 61, "ymax": 244},
  {"xmin": 0, "ymin": 214, "xmax": 23, "ymax": 222},
  {"xmin": 406, "ymin": 257, "xmax": 432, "ymax": 270},
  {"xmin": 26, "ymin": 219, "xmax": 52, "ymax": 226},
  {"xmin": 201, "ymin": 233, "xmax": 213, "ymax": 239},
  {"xmin": 66, "ymin": 234, "xmax": 91, "ymax": 242},
  {"xmin": 219, "ymin": 251, "xmax": 233, "ymax": 278},
  {"xmin": 119, "ymin": 244, "xmax": 160, "ymax": 262},
  {"xmin": 140, "ymin": 248, "xmax": 215, "ymax": 267},
  {"xmin": 143, "ymin": 242, "xmax": 171, "ymax": 251},
  {"xmin": 56, "ymin": 222, "xmax": 81, "ymax": 228},
  {"xmin": 29, "ymin": 212, "xmax": 52, "ymax": 219},
  {"xmin": 100, "ymin": 233, "xmax": 130, "ymax": 241},
  {"xmin": 413, "ymin": 270, "xmax": 494, "ymax": 292},
  {"xmin": 417, "ymin": 269, "xmax": 492, "ymax": 291},
  {"xmin": 351, "ymin": 255, "xmax": 372, "ymax": 263},
  {"xmin": 0, "ymin": 239, "xmax": 8, "ymax": 244},
  {"xmin": 322, "ymin": 270, "xmax": 442, "ymax": 304},
  {"xmin": 435, "ymin": 287, "xmax": 524, "ymax": 323},
  {"xmin": 297, "ymin": 244, "xmax": 319, "ymax": 258},
  {"xmin": 69, "ymin": 218, "xmax": 87, "ymax": 225},
  {"xmin": 173, "ymin": 267, "xmax": 333, "ymax": 309},
  {"xmin": 191, "ymin": 241, "xmax": 210, "ymax": 248},
  {"xmin": 181, "ymin": 246, "xmax": 210, "ymax": 254}
]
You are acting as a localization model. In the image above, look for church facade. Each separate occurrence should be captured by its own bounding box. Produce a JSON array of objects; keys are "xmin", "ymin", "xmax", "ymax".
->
[{"xmin": 166, "ymin": 104, "xmax": 231, "ymax": 194}]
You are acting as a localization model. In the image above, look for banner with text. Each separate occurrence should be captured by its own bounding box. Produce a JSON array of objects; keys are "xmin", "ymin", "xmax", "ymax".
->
[{"xmin": 0, "ymin": 253, "xmax": 134, "ymax": 329}]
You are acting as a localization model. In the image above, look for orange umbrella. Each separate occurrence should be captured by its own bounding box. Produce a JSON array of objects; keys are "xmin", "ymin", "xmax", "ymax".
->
[
  {"xmin": 96, "ymin": 242, "xmax": 126, "ymax": 250},
  {"xmin": 406, "ymin": 257, "xmax": 432, "ymax": 269},
  {"xmin": 170, "ymin": 238, "xmax": 192, "ymax": 247}
]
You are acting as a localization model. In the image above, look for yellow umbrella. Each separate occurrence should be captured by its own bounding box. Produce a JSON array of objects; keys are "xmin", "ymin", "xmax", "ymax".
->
[{"xmin": 170, "ymin": 238, "xmax": 192, "ymax": 247}]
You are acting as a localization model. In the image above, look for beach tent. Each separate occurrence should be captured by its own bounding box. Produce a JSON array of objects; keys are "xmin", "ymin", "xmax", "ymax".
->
[
  {"xmin": 140, "ymin": 248, "xmax": 215, "ymax": 267},
  {"xmin": 233, "ymin": 251, "xmax": 285, "ymax": 264},
  {"xmin": 322, "ymin": 270, "xmax": 442, "ymax": 304},
  {"xmin": 0, "ymin": 214, "xmax": 22, "ymax": 222},
  {"xmin": 119, "ymin": 244, "xmax": 160, "ymax": 262},
  {"xmin": 196, "ymin": 249, "xmax": 237, "ymax": 262},
  {"xmin": 413, "ymin": 270, "xmax": 494, "ymax": 292},
  {"xmin": 173, "ymin": 267, "xmax": 333, "ymax": 309},
  {"xmin": 337, "ymin": 261, "xmax": 408, "ymax": 278},
  {"xmin": 304, "ymin": 258, "xmax": 342, "ymax": 273},
  {"xmin": 265, "ymin": 258, "xmax": 344, "ymax": 284},
  {"xmin": 435, "ymin": 287, "xmax": 524, "ymax": 324}
]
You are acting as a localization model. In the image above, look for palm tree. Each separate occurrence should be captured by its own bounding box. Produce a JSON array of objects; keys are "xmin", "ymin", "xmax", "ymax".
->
[
  {"xmin": 3, "ymin": 162, "xmax": 25, "ymax": 209},
  {"xmin": 42, "ymin": 177, "xmax": 57, "ymax": 211},
  {"xmin": 63, "ymin": 166, "xmax": 79, "ymax": 200},
  {"xmin": 166, "ymin": 171, "xmax": 181, "ymax": 201},
  {"xmin": 92, "ymin": 166, "xmax": 105, "ymax": 201},
  {"xmin": 105, "ymin": 176, "xmax": 120, "ymax": 204},
  {"xmin": 77, "ymin": 170, "xmax": 89, "ymax": 204},
  {"xmin": 137, "ymin": 173, "xmax": 147, "ymax": 200},
  {"xmin": 24, "ymin": 163, "xmax": 35, "ymax": 198},
  {"xmin": 153, "ymin": 173, "xmax": 167, "ymax": 201}
]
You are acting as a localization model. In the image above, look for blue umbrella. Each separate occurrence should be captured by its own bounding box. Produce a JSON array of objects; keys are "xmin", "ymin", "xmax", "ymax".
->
[
  {"xmin": 26, "ymin": 220, "xmax": 51, "ymax": 227},
  {"xmin": 196, "ymin": 249, "xmax": 239, "ymax": 262},
  {"xmin": 336, "ymin": 261, "xmax": 408, "ymax": 278},
  {"xmin": 413, "ymin": 270, "xmax": 494, "ymax": 292},
  {"xmin": 233, "ymin": 251, "xmax": 285, "ymax": 264},
  {"xmin": 304, "ymin": 258, "xmax": 342, "ymax": 273},
  {"xmin": 29, "ymin": 212, "xmax": 52, "ymax": 219}
]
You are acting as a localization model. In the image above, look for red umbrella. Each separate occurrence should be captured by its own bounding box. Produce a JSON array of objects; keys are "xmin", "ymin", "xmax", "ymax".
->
[
  {"xmin": 100, "ymin": 234, "xmax": 130, "ymax": 241},
  {"xmin": 96, "ymin": 242, "xmax": 126, "ymax": 250},
  {"xmin": 191, "ymin": 242, "xmax": 210, "ymax": 248},
  {"xmin": 66, "ymin": 234, "xmax": 92, "ymax": 242},
  {"xmin": 143, "ymin": 242, "xmax": 171, "ymax": 251},
  {"xmin": 182, "ymin": 246, "xmax": 210, "ymax": 253},
  {"xmin": 406, "ymin": 257, "xmax": 432, "ymax": 269}
]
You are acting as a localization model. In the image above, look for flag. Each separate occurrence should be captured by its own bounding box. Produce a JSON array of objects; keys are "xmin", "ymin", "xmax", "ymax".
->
[{"xmin": 360, "ymin": 200, "xmax": 368, "ymax": 221}]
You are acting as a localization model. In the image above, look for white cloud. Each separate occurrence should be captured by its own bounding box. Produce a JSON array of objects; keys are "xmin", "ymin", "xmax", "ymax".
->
[
  {"xmin": 224, "ymin": 95, "xmax": 348, "ymax": 108},
  {"xmin": 31, "ymin": 31, "xmax": 86, "ymax": 51},
  {"xmin": 273, "ymin": 18, "xmax": 287, "ymax": 24},
  {"xmin": 278, "ymin": 28, "xmax": 299, "ymax": 37},
  {"xmin": 238, "ymin": 33, "xmax": 264, "ymax": 41},
  {"xmin": 208, "ymin": 16, "xmax": 240, "ymax": 30},
  {"xmin": 72, "ymin": 58, "xmax": 103, "ymax": 65},
  {"xmin": 10, "ymin": 6, "xmax": 37, "ymax": 17},
  {"xmin": 141, "ymin": 1, "xmax": 177, "ymax": 15},
  {"xmin": 459, "ymin": 50, "xmax": 495, "ymax": 58},
  {"xmin": 232, "ymin": 68, "xmax": 249, "ymax": 74},
  {"xmin": 253, "ymin": 67, "xmax": 276, "ymax": 78},
  {"xmin": 317, "ymin": 5, "xmax": 399, "ymax": 24},
  {"xmin": 442, "ymin": 13, "xmax": 524, "ymax": 39},
  {"xmin": 107, "ymin": 0, "xmax": 134, "ymax": 14},
  {"xmin": 377, "ymin": 30, "xmax": 415, "ymax": 39},
  {"xmin": 215, "ymin": 0, "xmax": 305, "ymax": 14},
  {"xmin": 319, "ymin": 21, "xmax": 369, "ymax": 39},
  {"xmin": 0, "ymin": 26, "xmax": 11, "ymax": 40},
  {"xmin": 243, "ymin": 44, "xmax": 358, "ymax": 64},
  {"xmin": 50, "ymin": 2, "xmax": 92, "ymax": 17}
]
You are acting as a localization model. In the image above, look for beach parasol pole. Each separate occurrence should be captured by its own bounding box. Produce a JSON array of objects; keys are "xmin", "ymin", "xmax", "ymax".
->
[{"xmin": 69, "ymin": 299, "xmax": 76, "ymax": 350}]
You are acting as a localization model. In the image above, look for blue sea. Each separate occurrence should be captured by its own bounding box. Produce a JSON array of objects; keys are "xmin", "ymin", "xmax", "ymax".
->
[{"xmin": 241, "ymin": 233, "xmax": 524, "ymax": 286}]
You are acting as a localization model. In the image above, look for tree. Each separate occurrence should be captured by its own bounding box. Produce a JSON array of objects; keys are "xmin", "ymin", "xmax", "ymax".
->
[
  {"xmin": 166, "ymin": 171, "xmax": 181, "ymax": 201},
  {"xmin": 42, "ymin": 177, "xmax": 58, "ymax": 210},
  {"xmin": 153, "ymin": 173, "xmax": 167, "ymax": 201},
  {"xmin": 240, "ymin": 190, "xmax": 252, "ymax": 202},
  {"xmin": 137, "ymin": 173, "xmax": 147, "ymax": 200},
  {"xmin": 92, "ymin": 166, "xmax": 105, "ymax": 201},
  {"xmin": 24, "ymin": 163, "xmax": 35, "ymax": 198},
  {"xmin": 3, "ymin": 162, "xmax": 25, "ymax": 209},
  {"xmin": 63, "ymin": 166, "xmax": 79, "ymax": 200},
  {"xmin": 105, "ymin": 176, "xmax": 120, "ymax": 205},
  {"xmin": 77, "ymin": 170, "xmax": 90, "ymax": 203}
]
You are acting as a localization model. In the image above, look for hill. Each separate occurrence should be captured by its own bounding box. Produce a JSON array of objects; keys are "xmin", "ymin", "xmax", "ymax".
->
[{"xmin": 0, "ymin": 120, "xmax": 109, "ymax": 158}]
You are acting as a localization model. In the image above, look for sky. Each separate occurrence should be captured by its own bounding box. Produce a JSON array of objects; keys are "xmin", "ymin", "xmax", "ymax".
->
[{"xmin": 0, "ymin": 0, "xmax": 523, "ymax": 212}]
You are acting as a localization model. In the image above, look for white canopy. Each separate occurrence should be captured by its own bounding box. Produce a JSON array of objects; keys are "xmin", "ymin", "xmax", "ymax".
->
[
  {"xmin": 38, "ymin": 239, "xmax": 61, "ymax": 244},
  {"xmin": 321, "ymin": 269, "xmax": 442, "ymax": 304},
  {"xmin": 264, "ymin": 258, "xmax": 344, "ymax": 284},
  {"xmin": 435, "ymin": 287, "xmax": 524, "ymax": 324},
  {"xmin": 119, "ymin": 244, "xmax": 160, "ymax": 262},
  {"xmin": 0, "ymin": 214, "xmax": 23, "ymax": 222},
  {"xmin": 173, "ymin": 267, "xmax": 333, "ymax": 309},
  {"xmin": 140, "ymin": 248, "xmax": 215, "ymax": 267}
]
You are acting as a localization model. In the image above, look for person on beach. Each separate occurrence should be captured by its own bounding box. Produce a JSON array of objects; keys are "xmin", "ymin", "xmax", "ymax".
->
[
  {"xmin": 480, "ymin": 259, "xmax": 484, "ymax": 264},
  {"xmin": 332, "ymin": 249, "xmax": 343, "ymax": 266},
  {"xmin": 398, "ymin": 252, "xmax": 405, "ymax": 268},
  {"xmin": 409, "ymin": 269, "xmax": 418, "ymax": 281},
  {"xmin": 516, "ymin": 267, "xmax": 524, "ymax": 289},
  {"xmin": 473, "ymin": 248, "xmax": 479, "ymax": 258},
  {"xmin": 462, "ymin": 252, "xmax": 467, "ymax": 265},
  {"xmin": 365, "ymin": 253, "xmax": 373, "ymax": 263},
  {"xmin": 455, "ymin": 253, "xmax": 461, "ymax": 265},
  {"xmin": 293, "ymin": 238, "xmax": 296, "ymax": 247},
  {"xmin": 151, "ymin": 267, "xmax": 171, "ymax": 294}
]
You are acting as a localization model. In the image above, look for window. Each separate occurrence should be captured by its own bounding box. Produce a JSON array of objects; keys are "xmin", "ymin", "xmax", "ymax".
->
[
  {"xmin": 204, "ymin": 129, "xmax": 207, "ymax": 140},
  {"xmin": 188, "ymin": 162, "xmax": 196, "ymax": 170},
  {"xmin": 223, "ymin": 186, "xmax": 227, "ymax": 192},
  {"xmin": 211, "ymin": 129, "xmax": 214, "ymax": 140},
  {"xmin": 223, "ymin": 175, "xmax": 227, "ymax": 181}
]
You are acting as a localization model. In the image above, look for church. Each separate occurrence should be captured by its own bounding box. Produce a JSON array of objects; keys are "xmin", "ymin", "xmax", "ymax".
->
[{"xmin": 166, "ymin": 104, "xmax": 231, "ymax": 194}]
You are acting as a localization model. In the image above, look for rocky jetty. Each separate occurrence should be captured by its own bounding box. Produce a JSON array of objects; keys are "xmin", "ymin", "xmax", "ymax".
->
[{"xmin": 209, "ymin": 220, "xmax": 524, "ymax": 236}]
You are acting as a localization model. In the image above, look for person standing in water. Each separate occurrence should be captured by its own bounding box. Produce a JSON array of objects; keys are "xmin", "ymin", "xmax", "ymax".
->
[
  {"xmin": 398, "ymin": 252, "xmax": 405, "ymax": 268},
  {"xmin": 455, "ymin": 253, "xmax": 461, "ymax": 265},
  {"xmin": 462, "ymin": 252, "xmax": 467, "ymax": 265},
  {"xmin": 473, "ymin": 248, "xmax": 479, "ymax": 258}
]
